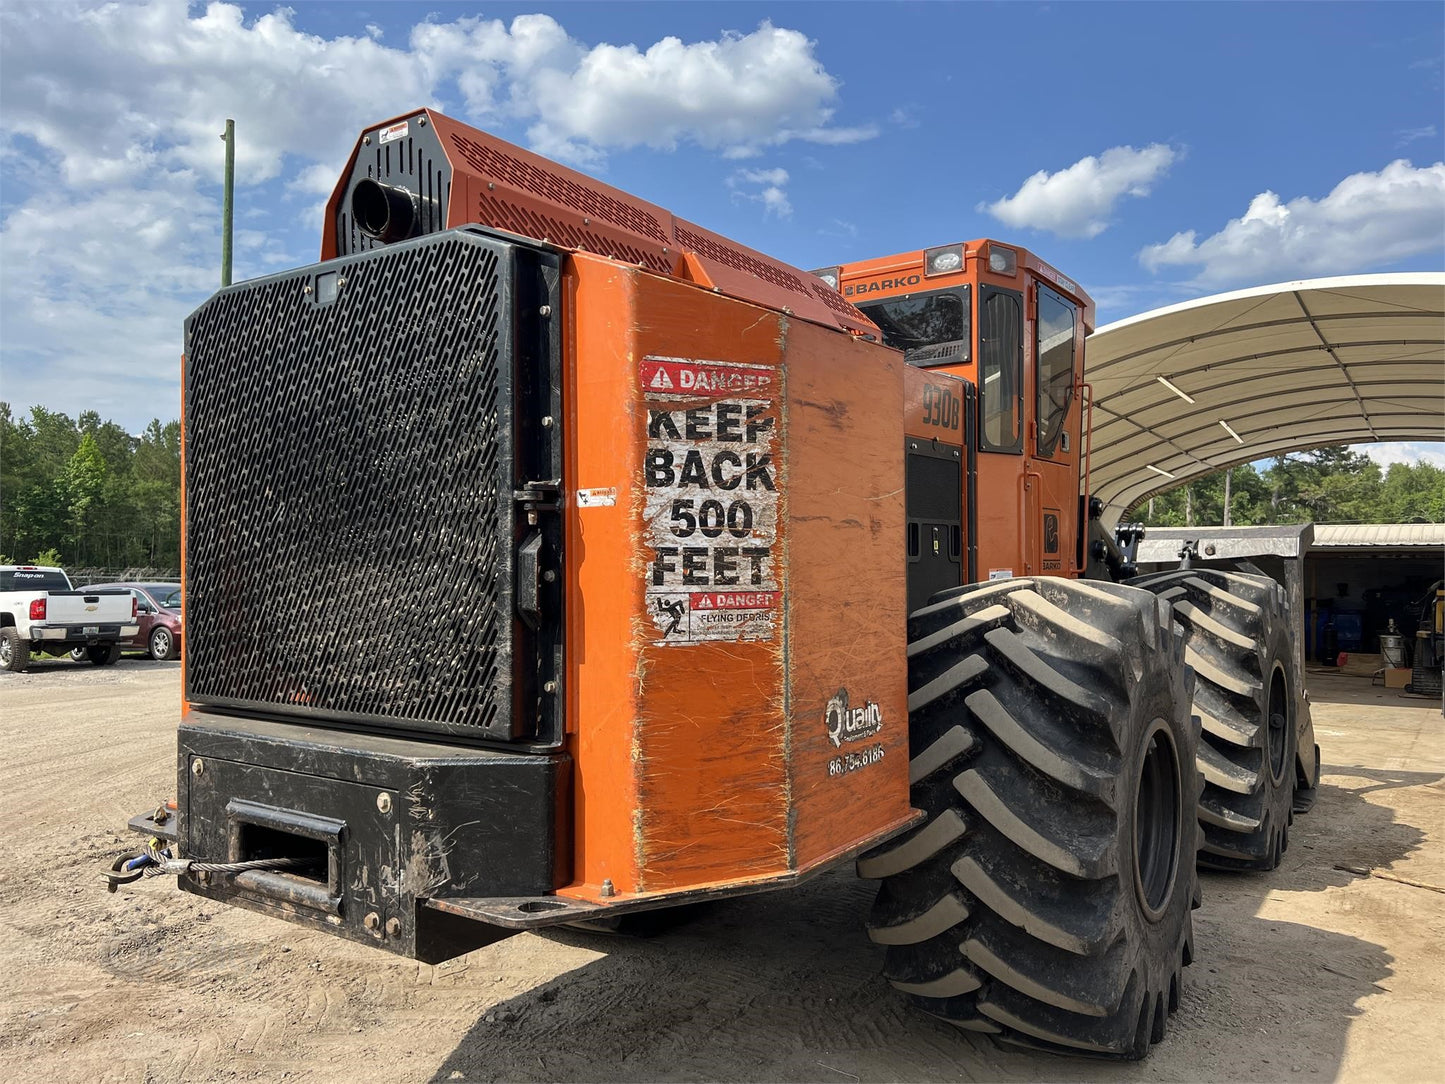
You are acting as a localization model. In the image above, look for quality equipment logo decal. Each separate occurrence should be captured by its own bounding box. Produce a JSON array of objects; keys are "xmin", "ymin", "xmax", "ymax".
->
[{"xmin": 825, "ymin": 688, "xmax": 884, "ymax": 748}]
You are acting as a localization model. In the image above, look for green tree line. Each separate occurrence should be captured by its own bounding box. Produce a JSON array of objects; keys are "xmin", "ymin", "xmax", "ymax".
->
[
  {"xmin": 1, "ymin": 404, "xmax": 1438, "ymax": 569},
  {"xmin": 0, "ymin": 403, "xmax": 181, "ymax": 569},
  {"xmin": 1135, "ymin": 447, "xmax": 1445, "ymax": 527}
]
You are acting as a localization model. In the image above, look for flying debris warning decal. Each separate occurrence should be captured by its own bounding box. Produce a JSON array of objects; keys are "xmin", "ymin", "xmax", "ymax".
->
[
  {"xmin": 378, "ymin": 121, "xmax": 409, "ymax": 145},
  {"xmin": 642, "ymin": 356, "xmax": 780, "ymax": 645}
]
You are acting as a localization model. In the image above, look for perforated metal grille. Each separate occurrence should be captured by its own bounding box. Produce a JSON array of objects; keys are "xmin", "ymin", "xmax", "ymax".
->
[
  {"xmin": 806, "ymin": 276, "xmax": 867, "ymax": 321},
  {"xmin": 673, "ymin": 224, "xmax": 816, "ymax": 295},
  {"xmin": 449, "ymin": 133, "xmax": 670, "ymax": 242},
  {"xmin": 184, "ymin": 232, "xmax": 522, "ymax": 738},
  {"xmin": 477, "ymin": 193, "xmax": 669, "ymax": 272}
]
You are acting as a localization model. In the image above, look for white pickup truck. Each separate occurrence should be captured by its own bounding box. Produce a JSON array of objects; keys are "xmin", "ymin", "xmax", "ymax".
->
[{"xmin": 0, "ymin": 565, "xmax": 139, "ymax": 672}]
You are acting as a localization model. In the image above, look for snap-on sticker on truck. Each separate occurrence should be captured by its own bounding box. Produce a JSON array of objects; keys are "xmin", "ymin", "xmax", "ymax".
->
[{"xmin": 641, "ymin": 357, "xmax": 780, "ymax": 645}]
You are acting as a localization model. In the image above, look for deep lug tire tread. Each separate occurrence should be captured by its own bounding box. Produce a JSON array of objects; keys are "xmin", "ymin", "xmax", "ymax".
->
[
  {"xmin": 861, "ymin": 577, "xmax": 1201, "ymax": 1059},
  {"xmin": 1125, "ymin": 569, "xmax": 1299, "ymax": 871}
]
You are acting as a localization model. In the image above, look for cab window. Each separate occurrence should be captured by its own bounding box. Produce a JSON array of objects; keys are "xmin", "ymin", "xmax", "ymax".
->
[
  {"xmin": 1035, "ymin": 285, "xmax": 1076, "ymax": 458},
  {"xmin": 858, "ymin": 288, "xmax": 970, "ymax": 366},
  {"xmin": 979, "ymin": 286, "xmax": 1022, "ymax": 453}
]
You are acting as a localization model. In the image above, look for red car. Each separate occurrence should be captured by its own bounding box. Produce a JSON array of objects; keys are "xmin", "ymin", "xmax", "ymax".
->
[{"xmin": 75, "ymin": 582, "xmax": 182, "ymax": 661}]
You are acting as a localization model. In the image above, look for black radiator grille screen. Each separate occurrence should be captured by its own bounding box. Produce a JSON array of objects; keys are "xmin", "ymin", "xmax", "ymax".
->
[{"xmin": 184, "ymin": 233, "xmax": 521, "ymax": 738}]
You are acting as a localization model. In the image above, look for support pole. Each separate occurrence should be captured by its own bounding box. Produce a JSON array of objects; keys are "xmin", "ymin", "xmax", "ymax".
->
[
  {"xmin": 1223, "ymin": 467, "xmax": 1233, "ymax": 527},
  {"xmin": 220, "ymin": 119, "xmax": 235, "ymax": 286}
]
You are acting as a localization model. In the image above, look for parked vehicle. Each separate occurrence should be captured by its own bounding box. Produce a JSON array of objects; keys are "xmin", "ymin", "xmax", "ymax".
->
[
  {"xmin": 0, "ymin": 565, "xmax": 139, "ymax": 672},
  {"xmin": 72, "ymin": 583, "xmax": 183, "ymax": 662}
]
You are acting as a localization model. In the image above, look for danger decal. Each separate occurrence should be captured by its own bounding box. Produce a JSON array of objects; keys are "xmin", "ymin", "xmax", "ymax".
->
[{"xmin": 642, "ymin": 357, "xmax": 780, "ymax": 645}]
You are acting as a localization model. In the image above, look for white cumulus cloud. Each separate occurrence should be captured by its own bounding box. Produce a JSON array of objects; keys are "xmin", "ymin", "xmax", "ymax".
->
[
  {"xmin": 0, "ymin": 2, "xmax": 872, "ymax": 426},
  {"xmin": 980, "ymin": 144, "xmax": 1178, "ymax": 239},
  {"xmin": 727, "ymin": 168, "xmax": 792, "ymax": 218},
  {"xmin": 1358, "ymin": 442, "xmax": 1445, "ymax": 469},
  {"xmin": 1139, "ymin": 160, "xmax": 1445, "ymax": 286}
]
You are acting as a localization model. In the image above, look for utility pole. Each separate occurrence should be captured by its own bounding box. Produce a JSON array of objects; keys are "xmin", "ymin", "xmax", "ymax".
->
[
  {"xmin": 220, "ymin": 119, "xmax": 235, "ymax": 286},
  {"xmin": 1223, "ymin": 467, "xmax": 1233, "ymax": 527}
]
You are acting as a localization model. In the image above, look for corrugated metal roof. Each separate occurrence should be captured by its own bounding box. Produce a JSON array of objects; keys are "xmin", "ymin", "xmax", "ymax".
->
[
  {"xmin": 1312, "ymin": 523, "xmax": 1445, "ymax": 548},
  {"xmin": 1084, "ymin": 274, "xmax": 1445, "ymax": 527}
]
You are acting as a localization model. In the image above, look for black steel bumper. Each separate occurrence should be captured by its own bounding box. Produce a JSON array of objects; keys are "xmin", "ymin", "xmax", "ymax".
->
[
  {"xmin": 30, "ymin": 622, "xmax": 138, "ymax": 645},
  {"xmin": 175, "ymin": 712, "xmax": 570, "ymax": 963}
]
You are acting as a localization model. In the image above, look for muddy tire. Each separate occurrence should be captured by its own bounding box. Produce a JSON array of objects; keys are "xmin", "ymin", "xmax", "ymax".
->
[
  {"xmin": 858, "ymin": 577, "xmax": 1200, "ymax": 1058},
  {"xmin": 1126, "ymin": 570, "xmax": 1297, "ymax": 871},
  {"xmin": 1, "ymin": 628, "xmax": 30, "ymax": 673}
]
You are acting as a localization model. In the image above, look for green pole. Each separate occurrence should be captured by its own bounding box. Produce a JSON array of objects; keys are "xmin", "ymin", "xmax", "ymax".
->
[{"xmin": 220, "ymin": 119, "xmax": 235, "ymax": 286}]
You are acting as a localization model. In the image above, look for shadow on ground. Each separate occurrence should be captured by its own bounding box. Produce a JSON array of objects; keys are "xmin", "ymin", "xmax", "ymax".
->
[{"xmin": 423, "ymin": 754, "xmax": 1429, "ymax": 1082}]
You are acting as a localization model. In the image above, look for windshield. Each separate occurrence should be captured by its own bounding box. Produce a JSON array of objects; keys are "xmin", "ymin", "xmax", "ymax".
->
[
  {"xmin": 1, "ymin": 569, "xmax": 70, "ymax": 592},
  {"xmin": 859, "ymin": 289, "xmax": 970, "ymax": 362},
  {"xmin": 143, "ymin": 584, "xmax": 182, "ymax": 608}
]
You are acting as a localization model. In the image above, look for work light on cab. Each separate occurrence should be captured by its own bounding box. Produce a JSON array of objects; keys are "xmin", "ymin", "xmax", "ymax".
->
[
  {"xmin": 809, "ymin": 266, "xmax": 842, "ymax": 290},
  {"xmin": 986, "ymin": 242, "xmax": 1017, "ymax": 275},
  {"xmin": 924, "ymin": 243, "xmax": 964, "ymax": 276}
]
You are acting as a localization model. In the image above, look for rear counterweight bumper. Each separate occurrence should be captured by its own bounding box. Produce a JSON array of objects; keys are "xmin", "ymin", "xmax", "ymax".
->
[{"xmin": 177, "ymin": 713, "xmax": 570, "ymax": 963}]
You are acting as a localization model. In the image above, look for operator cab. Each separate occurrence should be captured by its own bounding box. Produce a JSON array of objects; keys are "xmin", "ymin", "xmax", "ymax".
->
[{"xmin": 817, "ymin": 242, "xmax": 1096, "ymax": 603}]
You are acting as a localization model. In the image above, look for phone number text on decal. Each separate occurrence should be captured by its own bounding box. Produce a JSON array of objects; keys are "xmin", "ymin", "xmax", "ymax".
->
[{"xmin": 828, "ymin": 743, "xmax": 885, "ymax": 777}]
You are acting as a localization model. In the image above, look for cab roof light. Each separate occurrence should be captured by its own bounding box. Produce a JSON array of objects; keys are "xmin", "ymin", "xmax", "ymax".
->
[
  {"xmin": 1145, "ymin": 464, "xmax": 1177, "ymax": 479},
  {"xmin": 809, "ymin": 266, "xmax": 841, "ymax": 290},
  {"xmin": 1156, "ymin": 376, "xmax": 1196, "ymax": 404},
  {"xmin": 924, "ymin": 244, "xmax": 964, "ymax": 276},
  {"xmin": 1219, "ymin": 419, "xmax": 1245, "ymax": 444},
  {"xmin": 986, "ymin": 244, "xmax": 1017, "ymax": 276}
]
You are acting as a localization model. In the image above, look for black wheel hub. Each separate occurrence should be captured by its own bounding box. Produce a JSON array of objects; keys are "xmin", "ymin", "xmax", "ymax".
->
[
  {"xmin": 1133, "ymin": 720, "xmax": 1182, "ymax": 920},
  {"xmin": 1267, "ymin": 666, "xmax": 1289, "ymax": 785}
]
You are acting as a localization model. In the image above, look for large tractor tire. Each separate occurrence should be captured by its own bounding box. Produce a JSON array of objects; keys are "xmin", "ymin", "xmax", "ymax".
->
[
  {"xmin": 1125, "ymin": 569, "xmax": 1297, "ymax": 871},
  {"xmin": 859, "ymin": 577, "xmax": 1200, "ymax": 1058}
]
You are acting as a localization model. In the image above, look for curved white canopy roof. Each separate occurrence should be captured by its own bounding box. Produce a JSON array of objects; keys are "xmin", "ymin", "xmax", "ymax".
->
[{"xmin": 1084, "ymin": 274, "xmax": 1445, "ymax": 525}]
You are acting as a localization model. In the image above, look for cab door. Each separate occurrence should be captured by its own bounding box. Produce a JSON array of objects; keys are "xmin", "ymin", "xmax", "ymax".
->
[
  {"xmin": 973, "ymin": 285, "xmax": 1026, "ymax": 580},
  {"xmin": 1029, "ymin": 282, "xmax": 1082, "ymax": 578}
]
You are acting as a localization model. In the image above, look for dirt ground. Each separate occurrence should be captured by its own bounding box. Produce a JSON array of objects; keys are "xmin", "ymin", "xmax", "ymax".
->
[{"xmin": 1, "ymin": 659, "xmax": 1441, "ymax": 1082}]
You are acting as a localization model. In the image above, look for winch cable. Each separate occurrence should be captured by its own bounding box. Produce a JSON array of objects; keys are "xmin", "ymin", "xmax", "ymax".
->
[{"xmin": 104, "ymin": 841, "xmax": 320, "ymax": 893}]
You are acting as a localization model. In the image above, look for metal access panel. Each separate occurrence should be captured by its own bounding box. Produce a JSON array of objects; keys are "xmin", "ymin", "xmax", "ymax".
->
[
  {"xmin": 331, "ymin": 114, "xmax": 452, "ymax": 259},
  {"xmin": 183, "ymin": 227, "xmax": 563, "ymax": 745}
]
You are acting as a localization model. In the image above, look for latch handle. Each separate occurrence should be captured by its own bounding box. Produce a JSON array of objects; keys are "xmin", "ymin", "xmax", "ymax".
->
[{"xmin": 517, "ymin": 531, "xmax": 543, "ymax": 629}]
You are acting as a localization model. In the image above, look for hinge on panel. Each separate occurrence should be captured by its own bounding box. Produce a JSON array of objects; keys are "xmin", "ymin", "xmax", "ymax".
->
[{"xmin": 514, "ymin": 480, "xmax": 562, "ymax": 524}]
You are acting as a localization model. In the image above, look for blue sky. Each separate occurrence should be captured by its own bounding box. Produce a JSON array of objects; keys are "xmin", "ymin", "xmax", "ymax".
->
[{"xmin": 1, "ymin": 1, "xmax": 1442, "ymax": 464}]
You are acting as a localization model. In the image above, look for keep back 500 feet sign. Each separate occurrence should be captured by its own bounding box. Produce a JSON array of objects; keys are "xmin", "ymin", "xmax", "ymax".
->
[{"xmin": 640, "ymin": 357, "xmax": 780, "ymax": 646}]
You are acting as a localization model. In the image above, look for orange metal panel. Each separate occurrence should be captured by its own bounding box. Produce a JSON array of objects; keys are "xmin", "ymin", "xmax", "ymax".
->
[
  {"xmin": 627, "ymin": 275, "xmax": 790, "ymax": 894},
  {"xmin": 903, "ymin": 367, "xmax": 966, "ymax": 446},
  {"xmin": 783, "ymin": 322, "xmax": 913, "ymax": 872},
  {"xmin": 559, "ymin": 257, "xmax": 912, "ymax": 905},
  {"xmin": 559, "ymin": 256, "xmax": 645, "ymax": 899}
]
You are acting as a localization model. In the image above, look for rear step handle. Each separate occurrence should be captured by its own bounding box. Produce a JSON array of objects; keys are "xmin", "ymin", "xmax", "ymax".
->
[
  {"xmin": 225, "ymin": 799, "xmax": 344, "ymax": 914},
  {"xmin": 232, "ymin": 869, "xmax": 340, "ymax": 914}
]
